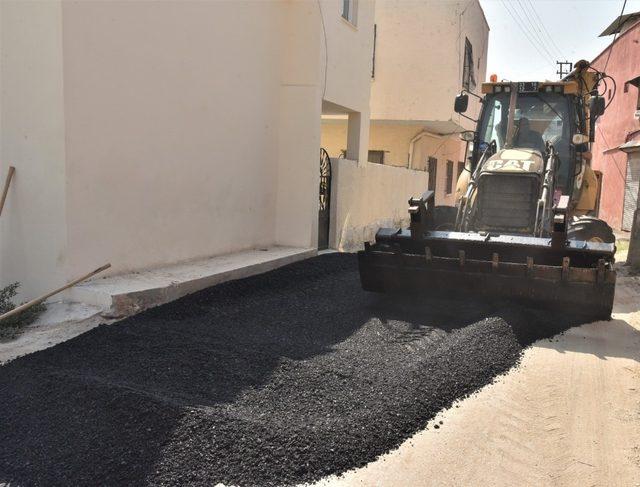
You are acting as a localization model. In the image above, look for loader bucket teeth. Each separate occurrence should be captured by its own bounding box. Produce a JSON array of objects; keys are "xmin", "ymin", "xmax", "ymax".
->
[{"xmin": 358, "ymin": 229, "xmax": 616, "ymax": 321}]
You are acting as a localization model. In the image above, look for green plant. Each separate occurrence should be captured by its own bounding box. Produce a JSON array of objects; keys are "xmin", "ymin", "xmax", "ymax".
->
[{"xmin": 0, "ymin": 283, "xmax": 46, "ymax": 340}]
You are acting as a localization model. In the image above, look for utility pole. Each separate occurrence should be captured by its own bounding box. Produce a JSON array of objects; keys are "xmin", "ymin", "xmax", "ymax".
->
[{"xmin": 556, "ymin": 61, "xmax": 573, "ymax": 79}]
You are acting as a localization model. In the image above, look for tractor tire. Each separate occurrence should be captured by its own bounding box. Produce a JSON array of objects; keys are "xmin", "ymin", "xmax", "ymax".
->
[
  {"xmin": 567, "ymin": 216, "xmax": 615, "ymax": 244},
  {"xmin": 433, "ymin": 205, "xmax": 458, "ymax": 231}
]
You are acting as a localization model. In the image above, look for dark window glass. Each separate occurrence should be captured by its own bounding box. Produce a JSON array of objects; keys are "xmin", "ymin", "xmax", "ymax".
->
[
  {"xmin": 478, "ymin": 92, "xmax": 572, "ymax": 189},
  {"xmin": 446, "ymin": 160, "xmax": 454, "ymax": 194},
  {"xmin": 463, "ymin": 38, "xmax": 475, "ymax": 91},
  {"xmin": 368, "ymin": 150, "xmax": 385, "ymax": 164},
  {"xmin": 428, "ymin": 157, "xmax": 437, "ymax": 191}
]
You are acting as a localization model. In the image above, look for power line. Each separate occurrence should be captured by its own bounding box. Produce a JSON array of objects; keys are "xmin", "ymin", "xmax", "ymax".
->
[
  {"xmin": 513, "ymin": 0, "xmax": 559, "ymax": 63},
  {"xmin": 499, "ymin": 0, "xmax": 555, "ymax": 70},
  {"xmin": 603, "ymin": 0, "xmax": 628, "ymax": 73},
  {"xmin": 524, "ymin": 0, "xmax": 568, "ymax": 60},
  {"xmin": 317, "ymin": 0, "xmax": 328, "ymax": 100}
]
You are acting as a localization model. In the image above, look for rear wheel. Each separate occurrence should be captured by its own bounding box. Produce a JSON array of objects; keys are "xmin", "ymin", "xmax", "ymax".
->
[
  {"xmin": 433, "ymin": 206, "xmax": 457, "ymax": 231},
  {"xmin": 567, "ymin": 216, "xmax": 615, "ymax": 243}
]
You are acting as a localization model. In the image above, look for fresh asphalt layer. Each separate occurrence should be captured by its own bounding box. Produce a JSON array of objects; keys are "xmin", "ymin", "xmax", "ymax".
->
[{"xmin": 0, "ymin": 253, "xmax": 589, "ymax": 486}]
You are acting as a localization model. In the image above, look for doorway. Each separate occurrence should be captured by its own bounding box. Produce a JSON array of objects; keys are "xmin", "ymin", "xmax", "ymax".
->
[{"xmin": 318, "ymin": 148, "xmax": 332, "ymax": 249}]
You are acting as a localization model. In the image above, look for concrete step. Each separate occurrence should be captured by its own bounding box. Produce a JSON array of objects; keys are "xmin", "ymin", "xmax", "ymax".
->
[{"xmin": 68, "ymin": 246, "xmax": 316, "ymax": 317}]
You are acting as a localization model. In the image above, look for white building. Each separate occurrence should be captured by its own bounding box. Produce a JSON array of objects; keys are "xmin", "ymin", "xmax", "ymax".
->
[
  {"xmin": 322, "ymin": 0, "xmax": 489, "ymax": 213},
  {"xmin": 0, "ymin": 0, "xmax": 486, "ymax": 307},
  {"xmin": 1, "ymin": 0, "xmax": 429, "ymax": 306}
]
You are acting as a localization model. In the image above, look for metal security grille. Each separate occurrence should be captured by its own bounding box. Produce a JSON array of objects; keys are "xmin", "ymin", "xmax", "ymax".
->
[
  {"xmin": 623, "ymin": 155, "xmax": 640, "ymax": 231},
  {"xmin": 476, "ymin": 175, "xmax": 538, "ymax": 233},
  {"xmin": 318, "ymin": 148, "xmax": 332, "ymax": 250}
]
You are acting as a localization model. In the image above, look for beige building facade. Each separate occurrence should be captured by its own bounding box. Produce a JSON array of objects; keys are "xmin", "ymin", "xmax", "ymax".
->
[{"xmin": 322, "ymin": 0, "xmax": 489, "ymax": 207}]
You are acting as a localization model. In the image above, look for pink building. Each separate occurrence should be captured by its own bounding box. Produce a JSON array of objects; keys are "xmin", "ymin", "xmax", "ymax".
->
[{"xmin": 591, "ymin": 13, "xmax": 640, "ymax": 231}]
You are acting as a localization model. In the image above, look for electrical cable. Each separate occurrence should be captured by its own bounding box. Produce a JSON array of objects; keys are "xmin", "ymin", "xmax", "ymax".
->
[
  {"xmin": 499, "ymin": 0, "xmax": 555, "ymax": 70},
  {"xmin": 586, "ymin": 63, "xmax": 618, "ymax": 110},
  {"xmin": 513, "ymin": 0, "xmax": 559, "ymax": 63},
  {"xmin": 603, "ymin": 0, "xmax": 628, "ymax": 73},
  {"xmin": 524, "ymin": 0, "xmax": 568, "ymax": 60}
]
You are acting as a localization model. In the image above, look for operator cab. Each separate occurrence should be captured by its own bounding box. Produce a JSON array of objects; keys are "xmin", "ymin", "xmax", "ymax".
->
[{"xmin": 477, "ymin": 85, "xmax": 575, "ymax": 191}]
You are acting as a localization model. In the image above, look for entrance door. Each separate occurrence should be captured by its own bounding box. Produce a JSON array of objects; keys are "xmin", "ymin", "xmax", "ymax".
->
[
  {"xmin": 623, "ymin": 155, "xmax": 640, "ymax": 231},
  {"xmin": 318, "ymin": 148, "xmax": 332, "ymax": 250}
]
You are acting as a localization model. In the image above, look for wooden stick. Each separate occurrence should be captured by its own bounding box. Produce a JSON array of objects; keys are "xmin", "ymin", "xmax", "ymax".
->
[
  {"xmin": 0, "ymin": 166, "xmax": 15, "ymax": 217},
  {"xmin": 0, "ymin": 263, "xmax": 111, "ymax": 322}
]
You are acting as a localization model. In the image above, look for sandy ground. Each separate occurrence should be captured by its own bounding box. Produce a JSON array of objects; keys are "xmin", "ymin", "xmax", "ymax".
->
[{"xmin": 314, "ymin": 271, "xmax": 640, "ymax": 487}]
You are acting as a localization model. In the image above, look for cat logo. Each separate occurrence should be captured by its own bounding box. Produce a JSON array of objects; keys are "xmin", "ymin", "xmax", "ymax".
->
[{"xmin": 484, "ymin": 159, "xmax": 535, "ymax": 172}]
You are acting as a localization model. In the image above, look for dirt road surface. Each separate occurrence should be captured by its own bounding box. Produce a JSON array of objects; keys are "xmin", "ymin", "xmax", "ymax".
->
[{"xmin": 315, "ymin": 272, "xmax": 640, "ymax": 487}]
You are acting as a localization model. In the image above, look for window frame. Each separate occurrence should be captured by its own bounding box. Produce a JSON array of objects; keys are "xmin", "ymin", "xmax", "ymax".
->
[
  {"xmin": 446, "ymin": 160, "xmax": 454, "ymax": 195},
  {"xmin": 427, "ymin": 157, "xmax": 438, "ymax": 192},
  {"xmin": 462, "ymin": 37, "xmax": 475, "ymax": 91},
  {"xmin": 368, "ymin": 150, "xmax": 385, "ymax": 165},
  {"xmin": 342, "ymin": 0, "xmax": 358, "ymax": 26}
]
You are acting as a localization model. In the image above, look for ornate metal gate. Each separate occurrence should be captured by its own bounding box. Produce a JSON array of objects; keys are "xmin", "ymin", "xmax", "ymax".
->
[{"xmin": 318, "ymin": 148, "xmax": 332, "ymax": 250}]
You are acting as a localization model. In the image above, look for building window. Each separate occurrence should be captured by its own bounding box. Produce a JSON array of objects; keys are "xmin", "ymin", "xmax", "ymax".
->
[
  {"xmin": 462, "ymin": 37, "xmax": 475, "ymax": 91},
  {"xmin": 457, "ymin": 161, "xmax": 465, "ymax": 180},
  {"xmin": 427, "ymin": 157, "xmax": 437, "ymax": 191},
  {"xmin": 446, "ymin": 160, "xmax": 454, "ymax": 194},
  {"xmin": 368, "ymin": 150, "xmax": 385, "ymax": 164},
  {"xmin": 342, "ymin": 0, "xmax": 358, "ymax": 26}
]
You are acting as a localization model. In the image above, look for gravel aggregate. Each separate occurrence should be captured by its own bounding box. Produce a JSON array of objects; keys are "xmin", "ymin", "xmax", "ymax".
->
[{"xmin": 0, "ymin": 253, "xmax": 590, "ymax": 486}]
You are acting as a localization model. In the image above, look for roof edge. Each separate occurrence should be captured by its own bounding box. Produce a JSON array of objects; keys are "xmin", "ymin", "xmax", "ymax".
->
[
  {"xmin": 599, "ymin": 11, "xmax": 640, "ymax": 36},
  {"xmin": 592, "ymin": 18, "xmax": 640, "ymax": 66}
]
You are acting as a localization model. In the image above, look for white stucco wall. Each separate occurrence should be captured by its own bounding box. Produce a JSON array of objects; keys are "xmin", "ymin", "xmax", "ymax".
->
[
  {"xmin": 0, "ymin": 0, "xmax": 379, "ymax": 300},
  {"xmin": 61, "ymin": 1, "xmax": 287, "ymax": 279},
  {"xmin": 0, "ymin": 1, "xmax": 68, "ymax": 300},
  {"xmin": 330, "ymin": 159, "xmax": 428, "ymax": 250},
  {"xmin": 321, "ymin": 0, "xmax": 374, "ymax": 115},
  {"xmin": 277, "ymin": 0, "xmax": 323, "ymax": 249},
  {"xmin": 320, "ymin": 0, "xmax": 375, "ymax": 164},
  {"xmin": 321, "ymin": 120, "xmax": 465, "ymax": 207},
  {"xmin": 370, "ymin": 0, "xmax": 489, "ymax": 129}
]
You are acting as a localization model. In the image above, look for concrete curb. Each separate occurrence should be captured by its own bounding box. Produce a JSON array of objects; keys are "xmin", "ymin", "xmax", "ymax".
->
[{"xmin": 69, "ymin": 246, "xmax": 316, "ymax": 317}]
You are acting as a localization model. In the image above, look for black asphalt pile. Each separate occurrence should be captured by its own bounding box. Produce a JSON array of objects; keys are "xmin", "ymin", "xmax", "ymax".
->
[{"xmin": 0, "ymin": 253, "xmax": 591, "ymax": 486}]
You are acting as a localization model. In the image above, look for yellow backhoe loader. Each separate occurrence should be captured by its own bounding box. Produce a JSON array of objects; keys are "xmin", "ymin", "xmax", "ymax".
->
[{"xmin": 358, "ymin": 61, "xmax": 617, "ymax": 320}]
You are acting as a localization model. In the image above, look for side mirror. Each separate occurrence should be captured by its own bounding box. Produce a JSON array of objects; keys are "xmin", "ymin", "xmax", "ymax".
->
[
  {"xmin": 589, "ymin": 95, "xmax": 605, "ymax": 118},
  {"xmin": 460, "ymin": 130, "xmax": 475, "ymax": 142},
  {"xmin": 454, "ymin": 93, "xmax": 469, "ymax": 114},
  {"xmin": 572, "ymin": 133, "xmax": 589, "ymax": 145}
]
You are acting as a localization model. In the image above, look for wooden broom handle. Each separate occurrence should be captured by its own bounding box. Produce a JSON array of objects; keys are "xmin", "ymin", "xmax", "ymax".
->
[
  {"xmin": 0, "ymin": 166, "xmax": 15, "ymax": 217},
  {"xmin": 0, "ymin": 263, "xmax": 111, "ymax": 322}
]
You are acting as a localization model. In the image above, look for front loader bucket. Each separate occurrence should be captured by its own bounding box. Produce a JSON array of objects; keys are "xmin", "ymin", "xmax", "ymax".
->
[{"xmin": 358, "ymin": 229, "xmax": 616, "ymax": 321}]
